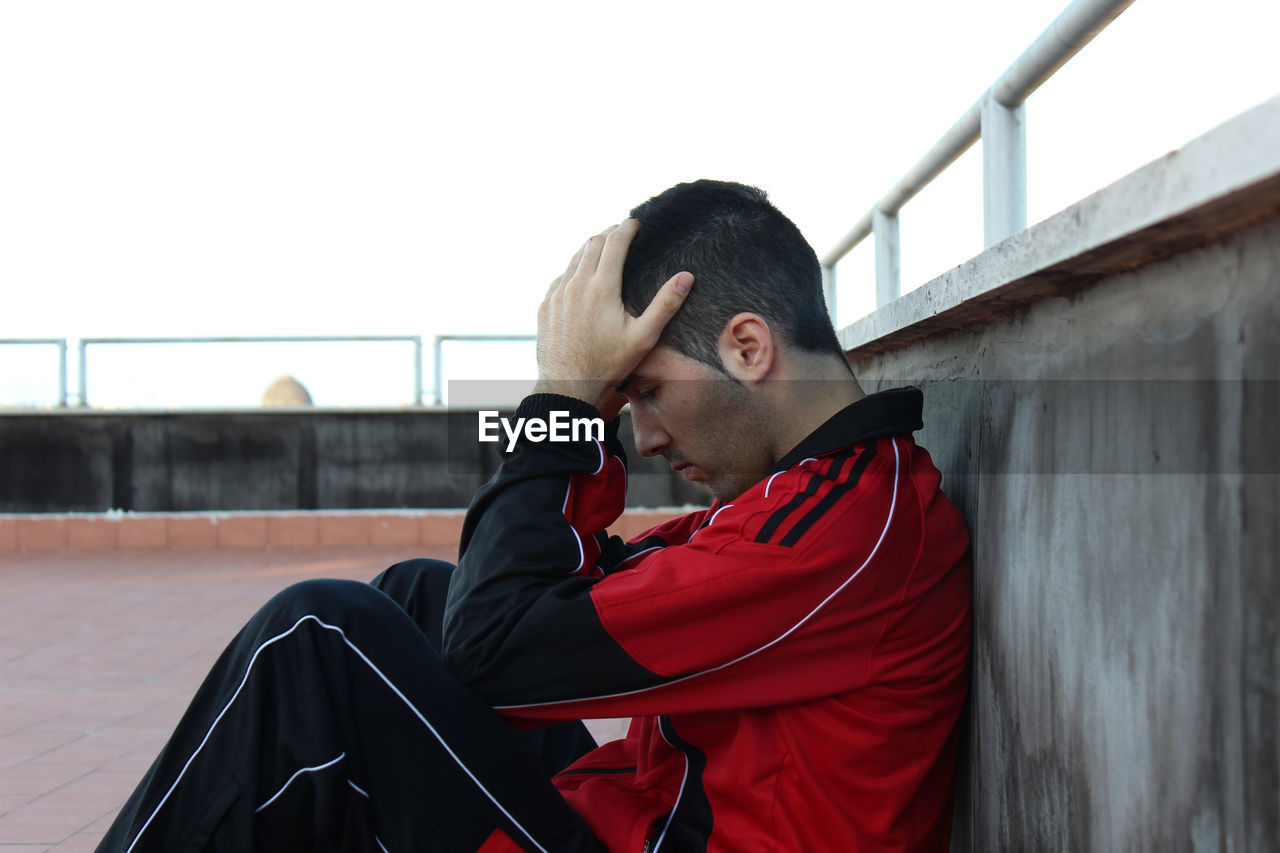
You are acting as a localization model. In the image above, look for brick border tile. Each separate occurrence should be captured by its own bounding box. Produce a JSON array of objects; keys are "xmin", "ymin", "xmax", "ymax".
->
[
  {"xmin": 0, "ymin": 516, "xmax": 17, "ymax": 551},
  {"xmin": 18, "ymin": 517, "xmax": 68, "ymax": 550},
  {"xmin": 167, "ymin": 517, "xmax": 218, "ymax": 549},
  {"xmin": 611, "ymin": 510, "xmax": 683, "ymax": 542},
  {"xmin": 216, "ymin": 516, "xmax": 268, "ymax": 549},
  {"xmin": 419, "ymin": 512, "xmax": 465, "ymax": 548},
  {"xmin": 0, "ymin": 508, "xmax": 694, "ymax": 553},
  {"xmin": 319, "ymin": 516, "xmax": 371, "ymax": 546},
  {"xmin": 118, "ymin": 517, "xmax": 167, "ymax": 549},
  {"xmin": 67, "ymin": 517, "xmax": 119, "ymax": 550},
  {"xmin": 268, "ymin": 516, "xmax": 318, "ymax": 548},
  {"xmin": 370, "ymin": 515, "xmax": 419, "ymax": 546}
]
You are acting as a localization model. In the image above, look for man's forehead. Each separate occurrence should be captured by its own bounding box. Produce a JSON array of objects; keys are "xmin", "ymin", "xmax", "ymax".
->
[
  {"xmin": 617, "ymin": 344, "xmax": 721, "ymax": 395},
  {"xmin": 624, "ymin": 344, "xmax": 681, "ymax": 383}
]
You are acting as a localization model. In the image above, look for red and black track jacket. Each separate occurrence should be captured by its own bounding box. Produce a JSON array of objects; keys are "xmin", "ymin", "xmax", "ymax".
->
[{"xmin": 443, "ymin": 387, "xmax": 972, "ymax": 852}]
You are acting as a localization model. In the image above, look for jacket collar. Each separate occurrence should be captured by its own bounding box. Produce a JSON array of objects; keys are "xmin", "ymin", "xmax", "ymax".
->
[{"xmin": 768, "ymin": 386, "xmax": 923, "ymax": 475}]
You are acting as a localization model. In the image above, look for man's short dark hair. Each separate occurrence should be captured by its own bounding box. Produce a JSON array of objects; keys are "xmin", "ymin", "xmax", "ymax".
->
[{"xmin": 623, "ymin": 179, "xmax": 845, "ymax": 371}]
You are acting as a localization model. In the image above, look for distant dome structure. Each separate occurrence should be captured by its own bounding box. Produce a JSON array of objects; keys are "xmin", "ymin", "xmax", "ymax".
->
[{"xmin": 261, "ymin": 375, "xmax": 313, "ymax": 407}]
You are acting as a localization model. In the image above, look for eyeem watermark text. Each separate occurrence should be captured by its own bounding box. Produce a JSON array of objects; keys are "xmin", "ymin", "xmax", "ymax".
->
[{"xmin": 478, "ymin": 410, "xmax": 605, "ymax": 452}]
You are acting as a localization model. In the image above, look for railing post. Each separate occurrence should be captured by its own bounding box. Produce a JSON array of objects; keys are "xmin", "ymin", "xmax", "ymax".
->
[
  {"xmin": 56, "ymin": 339, "xmax": 68, "ymax": 407},
  {"xmin": 873, "ymin": 208, "xmax": 901, "ymax": 307},
  {"xmin": 821, "ymin": 265, "xmax": 837, "ymax": 322},
  {"xmin": 77, "ymin": 340, "xmax": 88, "ymax": 408},
  {"xmin": 412, "ymin": 336, "xmax": 423, "ymax": 406},
  {"xmin": 981, "ymin": 92, "xmax": 1027, "ymax": 248},
  {"xmin": 433, "ymin": 336, "xmax": 444, "ymax": 405}
]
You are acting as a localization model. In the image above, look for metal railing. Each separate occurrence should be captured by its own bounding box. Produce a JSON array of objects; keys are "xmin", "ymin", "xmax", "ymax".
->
[
  {"xmin": 77, "ymin": 335, "xmax": 424, "ymax": 408},
  {"xmin": 2, "ymin": 334, "xmax": 543, "ymax": 408},
  {"xmin": 821, "ymin": 0, "xmax": 1137, "ymax": 316},
  {"xmin": 432, "ymin": 334, "xmax": 537, "ymax": 405},
  {"xmin": 0, "ymin": 338, "xmax": 69, "ymax": 407}
]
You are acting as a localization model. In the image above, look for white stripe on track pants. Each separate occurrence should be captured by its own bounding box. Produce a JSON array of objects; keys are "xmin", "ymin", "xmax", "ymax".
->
[{"xmin": 96, "ymin": 559, "xmax": 604, "ymax": 853}]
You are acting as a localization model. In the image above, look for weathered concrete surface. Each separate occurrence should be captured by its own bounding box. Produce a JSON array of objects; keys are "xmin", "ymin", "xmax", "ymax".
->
[
  {"xmin": 844, "ymin": 103, "xmax": 1279, "ymax": 850},
  {"xmin": 0, "ymin": 409, "xmax": 706, "ymax": 512}
]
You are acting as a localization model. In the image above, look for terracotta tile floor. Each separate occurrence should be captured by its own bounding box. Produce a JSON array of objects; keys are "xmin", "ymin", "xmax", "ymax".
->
[{"xmin": 0, "ymin": 546, "xmax": 453, "ymax": 851}]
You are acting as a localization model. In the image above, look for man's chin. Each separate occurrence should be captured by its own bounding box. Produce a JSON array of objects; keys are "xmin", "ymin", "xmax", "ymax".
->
[
  {"xmin": 705, "ymin": 476, "xmax": 754, "ymax": 503},
  {"xmin": 681, "ymin": 465, "xmax": 763, "ymax": 503}
]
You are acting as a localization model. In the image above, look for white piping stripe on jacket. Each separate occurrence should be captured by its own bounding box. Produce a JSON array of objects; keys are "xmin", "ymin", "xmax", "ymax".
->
[
  {"xmin": 127, "ymin": 614, "xmax": 552, "ymax": 853},
  {"xmin": 617, "ymin": 545, "xmax": 663, "ymax": 569},
  {"xmin": 567, "ymin": 524, "xmax": 586, "ymax": 573},
  {"xmin": 255, "ymin": 752, "xmax": 346, "ymax": 813},
  {"xmin": 688, "ymin": 503, "xmax": 734, "ymax": 543},
  {"xmin": 495, "ymin": 437, "xmax": 902, "ymax": 711},
  {"xmin": 763, "ymin": 457, "xmax": 814, "ymax": 499},
  {"xmin": 562, "ymin": 483, "xmax": 586, "ymax": 574},
  {"xmin": 560, "ymin": 439, "xmax": 606, "ymax": 575},
  {"xmin": 651, "ymin": 720, "xmax": 691, "ymax": 853}
]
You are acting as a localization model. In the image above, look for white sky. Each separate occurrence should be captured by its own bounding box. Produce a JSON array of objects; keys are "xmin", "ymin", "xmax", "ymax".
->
[{"xmin": 1, "ymin": 0, "xmax": 1276, "ymax": 407}]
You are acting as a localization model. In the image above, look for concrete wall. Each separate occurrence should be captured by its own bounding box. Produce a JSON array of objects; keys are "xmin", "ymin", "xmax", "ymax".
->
[
  {"xmin": 841, "ymin": 99, "xmax": 1279, "ymax": 850},
  {"xmin": 0, "ymin": 409, "xmax": 707, "ymax": 512}
]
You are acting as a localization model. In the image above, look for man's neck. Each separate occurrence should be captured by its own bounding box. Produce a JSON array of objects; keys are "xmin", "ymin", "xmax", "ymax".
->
[{"xmin": 764, "ymin": 356, "xmax": 865, "ymax": 465}]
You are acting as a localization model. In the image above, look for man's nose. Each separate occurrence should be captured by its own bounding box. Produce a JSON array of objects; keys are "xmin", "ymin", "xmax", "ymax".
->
[{"xmin": 630, "ymin": 409, "xmax": 670, "ymax": 459}]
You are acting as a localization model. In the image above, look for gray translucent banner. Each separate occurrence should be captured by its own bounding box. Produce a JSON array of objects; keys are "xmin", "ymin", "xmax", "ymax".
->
[{"xmin": 442, "ymin": 379, "xmax": 1278, "ymax": 476}]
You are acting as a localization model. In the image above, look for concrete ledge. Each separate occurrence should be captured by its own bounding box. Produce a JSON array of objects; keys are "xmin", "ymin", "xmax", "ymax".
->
[
  {"xmin": 0, "ymin": 508, "xmax": 691, "ymax": 553},
  {"xmin": 839, "ymin": 95, "xmax": 1280, "ymax": 356}
]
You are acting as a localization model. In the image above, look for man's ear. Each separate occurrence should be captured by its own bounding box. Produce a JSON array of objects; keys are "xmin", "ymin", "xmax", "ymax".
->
[{"xmin": 717, "ymin": 313, "xmax": 774, "ymax": 383}]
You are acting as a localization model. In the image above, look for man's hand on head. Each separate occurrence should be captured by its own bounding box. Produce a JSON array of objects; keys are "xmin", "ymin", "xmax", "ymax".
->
[{"xmin": 533, "ymin": 218, "xmax": 693, "ymax": 421}]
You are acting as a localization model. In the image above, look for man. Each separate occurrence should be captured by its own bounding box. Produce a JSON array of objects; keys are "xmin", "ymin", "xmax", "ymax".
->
[{"xmin": 99, "ymin": 180, "xmax": 971, "ymax": 852}]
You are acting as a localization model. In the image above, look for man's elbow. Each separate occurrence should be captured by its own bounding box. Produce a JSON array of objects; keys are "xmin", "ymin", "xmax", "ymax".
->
[
  {"xmin": 441, "ymin": 631, "xmax": 487, "ymax": 689},
  {"xmin": 441, "ymin": 631, "xmax": 522, "ymax": 706}
]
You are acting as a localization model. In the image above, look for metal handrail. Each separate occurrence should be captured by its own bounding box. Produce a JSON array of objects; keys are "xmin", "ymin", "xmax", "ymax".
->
[
  {"xmin": 432, "ymin": 334, "xmax": 537, "ymax": 405},
  {"xmin": 0, "ymin": 338, "xmax": 69, "ymax": 407},
  {"xmin": 821, "ymin": 0, "xmax": 1136, "ymax": 315},
  {"xmin": 77, "ymin": 335, "xmax": 424, "ymax": 408},
  {"xmin": 9, "ymin": 334, "xmax": 543, "ymax": 409}
]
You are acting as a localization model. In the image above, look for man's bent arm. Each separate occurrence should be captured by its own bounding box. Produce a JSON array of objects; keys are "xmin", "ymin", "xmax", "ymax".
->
[{"xmin": 442, "ymin": 392, "xmax": 664, "ymax": 709}]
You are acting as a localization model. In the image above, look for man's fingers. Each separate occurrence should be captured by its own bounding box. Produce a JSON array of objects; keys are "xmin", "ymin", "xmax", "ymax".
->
[
  {"xmin": 572, "ymin": 231, "xmax": 609, "ymax": 286},
  {"xmin": 556, "ymin": 244, "xmax": 586, "ymax": 294},
  {"xmin": 633, "ymin": 271, "xmax": 694, "ymax": 346},
  {"xmin": 544, "ymin": 273, "xmax": 564, "ymax": 301},
  {"xmin": 596, "ymin": 219, "xmax": 641, "ymax": 290}
]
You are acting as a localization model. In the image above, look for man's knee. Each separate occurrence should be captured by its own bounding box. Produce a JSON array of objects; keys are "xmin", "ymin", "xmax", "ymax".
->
[
  {"xmin": 258, "ymin": 578, "xmax": 387, "ymax": 629},
  {"xmin": 370, "ymin": 557, "xmax": 456, "ymax": 597},
  {"xmin": 370, "ymin": 558, "xmax": 457, "ymax": 646}
]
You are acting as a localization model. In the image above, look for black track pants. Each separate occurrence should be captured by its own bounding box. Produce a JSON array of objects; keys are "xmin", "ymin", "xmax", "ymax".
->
[{"xmin": 96, "ymin": 559, "xmax": 604, "ymax": 853}]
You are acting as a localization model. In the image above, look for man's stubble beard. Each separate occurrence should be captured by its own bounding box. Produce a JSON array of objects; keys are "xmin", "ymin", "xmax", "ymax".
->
[{"xmin": 702, "ymin": 381, "xmax": 777, "ymax": 503}]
